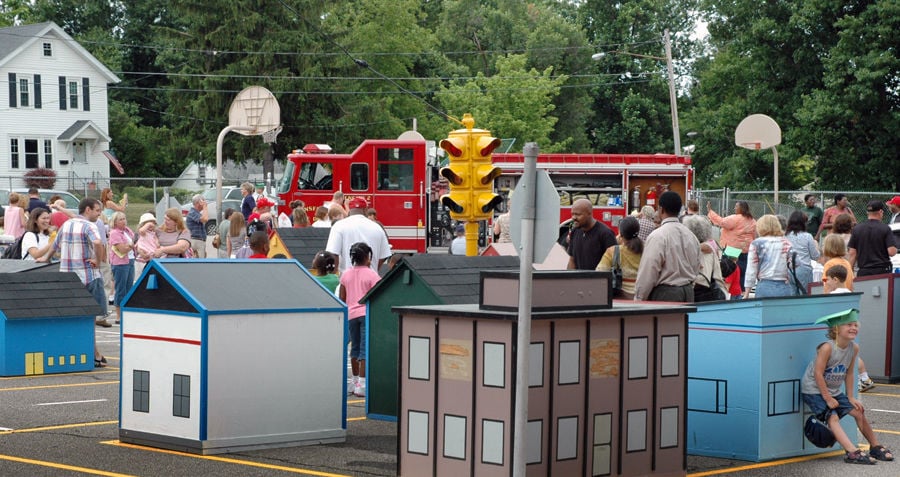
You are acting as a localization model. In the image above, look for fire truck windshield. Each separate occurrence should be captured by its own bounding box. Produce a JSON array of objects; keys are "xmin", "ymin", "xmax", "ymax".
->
[{"xmin": 276, "ymin": 161, "xmax": 294, "ymax": 194}]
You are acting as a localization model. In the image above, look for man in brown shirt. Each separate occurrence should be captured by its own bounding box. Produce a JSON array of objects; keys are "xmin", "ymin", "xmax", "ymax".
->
[{"xmin": 634, "ymin": 191, "xmax": 701, "ymax": 301}]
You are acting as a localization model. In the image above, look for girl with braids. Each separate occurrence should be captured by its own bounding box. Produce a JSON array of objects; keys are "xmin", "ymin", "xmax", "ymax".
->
[{"xmin": 339, "ymin": 242, "xmax": 381, "ymax": 397}]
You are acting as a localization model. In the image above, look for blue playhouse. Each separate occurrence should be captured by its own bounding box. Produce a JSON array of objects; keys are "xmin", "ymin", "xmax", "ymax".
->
[{"xmin": 0, "ymin": 272, "xmax": 102, "ymax": 376}]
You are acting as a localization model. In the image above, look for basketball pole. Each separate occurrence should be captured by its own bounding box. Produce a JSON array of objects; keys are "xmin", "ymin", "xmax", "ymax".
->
[{"xmin": 216, "ymin": 125, "xmax": 253, "ymax": 227}]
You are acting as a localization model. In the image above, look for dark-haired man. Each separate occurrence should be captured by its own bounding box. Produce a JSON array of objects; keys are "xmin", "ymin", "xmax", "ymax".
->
[
  {"xmin": 39, "ymin": 198, "xmax": 109, "ymax": 363},
  {"xmin": 634, "ymin": 191, "xmax": 701, "ymax": 301},
  {"xmin": 801, "ymin": 194, "xmax": 823, "ymax": 236}
]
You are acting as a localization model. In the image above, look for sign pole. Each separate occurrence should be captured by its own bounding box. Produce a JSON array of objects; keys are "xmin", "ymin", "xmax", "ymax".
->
[{"xmin": 512, "ymin": 143, "xmax": 538, "ymax": 475}]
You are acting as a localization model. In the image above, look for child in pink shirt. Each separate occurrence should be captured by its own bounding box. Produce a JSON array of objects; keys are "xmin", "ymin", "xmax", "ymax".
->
[{"xmin": 339, "ymin": 242, "xmax": 381, "ymax": 397}]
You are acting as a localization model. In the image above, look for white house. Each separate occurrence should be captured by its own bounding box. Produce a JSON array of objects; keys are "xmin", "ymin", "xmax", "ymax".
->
[{"xmin": 0, "ymin": 22, "xmax": 120, "ymax": 189}]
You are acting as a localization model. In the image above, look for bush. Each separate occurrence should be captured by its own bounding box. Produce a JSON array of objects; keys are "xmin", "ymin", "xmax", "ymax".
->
[{"xmin": 24, "ymin": 168, "xmax": 57, "ymax": 189}]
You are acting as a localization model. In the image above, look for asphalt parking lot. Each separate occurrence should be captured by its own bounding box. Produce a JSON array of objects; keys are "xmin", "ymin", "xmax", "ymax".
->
[{"xmin": 2, "ymin": 324, "xmax": 899, "ymax": 476}]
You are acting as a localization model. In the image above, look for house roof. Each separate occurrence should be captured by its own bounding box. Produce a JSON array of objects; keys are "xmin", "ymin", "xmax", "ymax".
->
[
  {"xmin": 125, "ymin": 259, "xmax": 344, "ymax": 314},
  {"xmin": 58, "ymin": 120, "xmax": 112, "ymax": 142},
  {"xmin": 0, "ymin": 260, "xmax": 59, "ymax": 273},
  {"xmin": 0, "ymin": 22, "xmax": 120, "ymax": 83},
  {"xmin": 0, "ymin": 272, "xmax": 103, "ymax": 319},
  {"xmin": 273, "ymin": 227, "xmax": 331, "ymax": 267},
  {"xmin": 364, "ymin": 255, "xmax": 520, "ymax": 305}
]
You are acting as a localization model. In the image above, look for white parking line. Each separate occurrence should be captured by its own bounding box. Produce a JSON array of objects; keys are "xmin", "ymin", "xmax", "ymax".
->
[
  {"xmin": 35, "ymin": 399, "xmax": 108, "ymax": 406},
  {"xmin": 872, "ymin": 409, "xmax": 900, "ymax": 414}
]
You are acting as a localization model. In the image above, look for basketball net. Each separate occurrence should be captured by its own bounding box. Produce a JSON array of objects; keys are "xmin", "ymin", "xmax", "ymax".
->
[{"xmin": 262, "ymin": 126, "xmax": 283, "ymax": 144}]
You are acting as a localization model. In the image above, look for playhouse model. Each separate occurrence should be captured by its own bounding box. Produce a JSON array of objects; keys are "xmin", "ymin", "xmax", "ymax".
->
[
  {"xmin": 394, "ymin": 270, "xmax": 693, "ymax": 477},
  {"xmin": 118, "ymin": 259, "xmax": 347, "ymax": 454},
  {"xmin": 0, "ymin": 272, "xmax": 101, "ymax": 376}
]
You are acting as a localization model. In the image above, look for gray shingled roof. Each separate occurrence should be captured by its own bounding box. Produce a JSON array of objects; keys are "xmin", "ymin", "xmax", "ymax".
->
[
  {"xmin": 57, "ymin": 120, "xmax": 111, "ymax": 142},
  {"xmin": 0, "ymin": 272, "xmax": 103, "ymax": 319},
  {"xmin": 0, "ymin": 260, "xmax": 59, "ymax": 273},
  {"xmin": 138, "ymin": 259, "xmax": 343, "ymax": 313},
  {"xmin": 367, "ymin": 255, "xmax": 520, "ymax": 304},
  {"xmin": 274, "ymin": 227, "xmax": 331, "ymax": 267},
  {"xmin": 0, "ymin": 22, "xmax": 53, "ymax": 62}
]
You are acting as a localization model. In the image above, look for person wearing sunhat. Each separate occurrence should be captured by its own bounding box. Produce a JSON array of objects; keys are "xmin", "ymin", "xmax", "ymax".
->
[
  {"xmin": 799, "ymin": 309, "xmax": 894, "ymax": 464},
  {"xmin": 325, "ymin": 196, "xmax": 391, "ymax": 273},
  {"xmin": 847, "ymin": 200, "xmax": 897, "ymax": 277}
]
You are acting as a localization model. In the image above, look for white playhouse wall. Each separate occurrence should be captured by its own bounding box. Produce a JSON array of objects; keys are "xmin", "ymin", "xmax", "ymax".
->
[
  {"xmin": 120, "ymin": 311, "xmax": 202, "ymax": 440},
  {"xmin": 205, "ymin": 310, "xmax": 345, "ymax": 441}
]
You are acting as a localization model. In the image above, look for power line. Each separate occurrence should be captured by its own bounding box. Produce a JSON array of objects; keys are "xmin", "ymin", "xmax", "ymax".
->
[{"xmin": 0, "ymin": 29, "xmax": 663, "ymax": 59}]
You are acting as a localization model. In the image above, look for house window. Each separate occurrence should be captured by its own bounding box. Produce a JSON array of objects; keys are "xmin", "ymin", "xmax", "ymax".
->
[
  {"xmin": 19, "ymin": 78, "xmax": 29, "ymax": 107},
  {"xmin": 68, "ymin": 81, "xmax": 79, "ymax": 109},
  {"xmin": 133, "ymin": 370, "xmax": 150, "ymax": 413},
  {"xmin": 173, "ymin": 374, "xmax": 191, "ymax": 418},
  {"xmin": 44, "ymin": 140, "xmax": 53, "ymax": 168},
  {"xmin": 42, "ymin": 42, "xmax": 52, "ymax": 57},
  {"xmin": 10, "ymin": 139, "xmax": 19, "ymax": 169},
  {"xmin": 24, "ymin": 139, "xmax": 39, "ymax": 169}
]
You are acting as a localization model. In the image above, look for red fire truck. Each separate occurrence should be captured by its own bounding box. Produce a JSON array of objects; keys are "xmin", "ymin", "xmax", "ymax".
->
[
  {"xmin": 275, "ymin": 140, "xmax": 693, "ymax": 253},
  {"xmin": 275, "ymin": 140, "xmax": 436, "ymax": 253},
  {"xmin": 491, "ymin": 152, "xmax": 693, "ymax": 234}
]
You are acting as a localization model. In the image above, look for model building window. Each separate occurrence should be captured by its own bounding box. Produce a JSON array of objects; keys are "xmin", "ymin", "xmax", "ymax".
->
[
  {"xmin": 407, "ymin": 410, "xmax": 429, "ymax": 455},
  {"xmin": 408, "ymin": 336, "xmax": 430, "ymax": 380},
  {"xmin": 172, "ymin": 374, "xmax": 190, "ymax": 418},
  {"xmin": 529, "ymin": 342, "xmax": 544, "ymax": 387},
  {"xmin": 661, "ymin": 335, "xmax": 679, "ymax": 377},
  {"xmin": 592, "ymin": 413, "xmax": 612, "ymax": 476},
  {"xmin": 626, "ymin": 409, "xmax": 647, "ymax": 452},
  {"xmin": 628, "ymin": 337, "xmax": 648, "ymax": 379},
  {"xmin": 526, "ymin": 420, "xmax": 542, "ymax": 464},
  {"xmin": 443, "ymin": 414, "xmax": 466, "ymax": 460},
  {"xmin": 481, "ymin": 419, "xmax": 504, "ymax": 465},
  {"xmin": 558, "ymin": 340, "xmax": 580, "ymax": 385},
  {"xmin": 483, "ymin": 342, "xmax": 505, "ymax": 388},
  {"xmin": 133, "ymin": 370, "xmax": 150, "ymax": 413},
  {"xmin": 556, "ymin": 416, "xmax": 578, "ymax": 461},
  {"xmin": 659, "ymin": 406, "xmax": 679, "ymax": 448}
]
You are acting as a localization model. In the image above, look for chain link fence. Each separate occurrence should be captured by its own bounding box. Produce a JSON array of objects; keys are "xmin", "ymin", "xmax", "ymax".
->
[{"xmin": 694, "ymin": 189, "xmax": 896, "ymax": 224}]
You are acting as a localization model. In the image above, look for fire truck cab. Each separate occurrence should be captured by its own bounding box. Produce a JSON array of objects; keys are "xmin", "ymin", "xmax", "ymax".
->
[
  {"xmin": 275, "ymin": 140, "xmax": 433, "ymax": 253},
  {"xmin": 491, "ymin": 153, "xmax": 693, "ymax": 237}
]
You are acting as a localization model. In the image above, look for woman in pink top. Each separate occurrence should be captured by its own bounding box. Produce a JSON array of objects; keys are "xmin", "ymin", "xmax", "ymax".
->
[
  {"xmin": 108, "ymin": 211, "xmax": 135, "ymax": 321},
  {"xmin": 707, "ymin": 200, "xmax": 757, "ymax": 291},
  {"xmin": 339, "ymin": 242, "xmax": 381, "ymax": 398},
  {"xmin": 4, "ymin": 192, "xmax": 26, "ymax": 238}
]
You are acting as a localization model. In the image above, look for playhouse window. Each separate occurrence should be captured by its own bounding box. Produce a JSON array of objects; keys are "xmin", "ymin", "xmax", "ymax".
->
[
  {"xmin": 173, "ymin": 374, "xmax": 191, "ymax": 418},
  {"xmin": 133, "ymin": 370, "xmax": 150, "ymax": 413}
]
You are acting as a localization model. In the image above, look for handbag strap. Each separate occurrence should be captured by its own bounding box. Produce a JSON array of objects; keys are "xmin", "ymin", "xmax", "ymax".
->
[{"xmin": 613, "ymin": 245, "xmax": 621, "ymax": 271}]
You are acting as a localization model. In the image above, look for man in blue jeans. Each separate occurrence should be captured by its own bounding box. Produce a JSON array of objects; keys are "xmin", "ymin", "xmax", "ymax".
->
[{"xmin": 39, "ymin": 197, "xmax": 108, "ymax": 367}]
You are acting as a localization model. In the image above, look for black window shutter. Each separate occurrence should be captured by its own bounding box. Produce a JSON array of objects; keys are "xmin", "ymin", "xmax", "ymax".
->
[
  {"xmin": 82, "ymin": 77, "xmax": 90, "ymax": 111},
  {"xmin": 58, "ymin": 76, "xmax": 66, "ymax": 110},
  {"xmin": 34, "ymin": 74, "xmax": 41, "ymax": 109},
  {"xmin": 8, "ymin": 73, "xmax": 16, "ymax": 108}
]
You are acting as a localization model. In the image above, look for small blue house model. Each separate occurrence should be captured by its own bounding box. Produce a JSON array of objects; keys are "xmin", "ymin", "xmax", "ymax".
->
[
  {"xmin": 0, "ymin": 272, "xmax": 101, "ymax": 376},
  {"xmin": 118, "ymin": 259, "xmax": 347, "ymax": 454}
]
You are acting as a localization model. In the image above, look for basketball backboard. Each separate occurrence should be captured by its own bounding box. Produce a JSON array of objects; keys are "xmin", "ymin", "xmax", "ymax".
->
[
  {"xmin": 735, "ymin": 114, "xmax": 781, "ymax": 150},
  {"xmin": 228, "ymin": 86, "xmax": 281, "ymax": 137}
]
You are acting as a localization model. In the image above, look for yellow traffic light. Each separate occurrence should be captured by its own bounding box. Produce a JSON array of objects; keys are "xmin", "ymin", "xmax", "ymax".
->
[{"xmin": 438, "ymin": 114, "xmax": 503, "ymax": 224}]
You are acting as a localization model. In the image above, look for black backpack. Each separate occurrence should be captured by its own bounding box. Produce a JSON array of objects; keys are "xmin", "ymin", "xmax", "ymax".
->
[
  {"xmin": 719, "ymin": 254, "xmax": 737, "ymax": 278},
  {"xmin": 2, "ymin": 234, "xmax": 26, "ymax": 260}
]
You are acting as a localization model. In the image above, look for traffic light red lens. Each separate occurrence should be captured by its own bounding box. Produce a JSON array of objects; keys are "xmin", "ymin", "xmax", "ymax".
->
[
  {"xmin": 478, "ymin": 137, "xmax": 501, "ymax": 157},
  {"xmin": 440, "ymin": 138, "xmax": 464, "ymax": 157}
]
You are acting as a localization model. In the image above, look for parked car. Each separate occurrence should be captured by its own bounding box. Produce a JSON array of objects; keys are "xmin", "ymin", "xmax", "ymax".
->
[
  {"xmin": 0, "ymin": 188, "xmax": 81, "ymax": 215},
  {"xmin": 180, "ymin": 187, "xmax": 242, "ymax": 236}
]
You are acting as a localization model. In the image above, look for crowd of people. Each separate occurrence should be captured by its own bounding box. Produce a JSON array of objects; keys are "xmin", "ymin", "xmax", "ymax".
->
[{"xmin": 565, "ymin": 192, "xmax": 898, "ymax": 305}]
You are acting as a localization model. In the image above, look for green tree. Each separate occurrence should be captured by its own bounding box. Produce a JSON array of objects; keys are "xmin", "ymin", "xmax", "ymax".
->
[
  {"xmin": 793, "ymin": 0, "xmax": 900, "ymax": 191},
  {"xmin": 578, "ymin": 0, "xmax": 700, "ymax": 155},
  {"xmin": 435, "ymin": 54, "xmax": 567, "ymax": 152}
]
